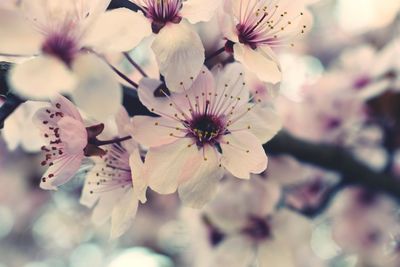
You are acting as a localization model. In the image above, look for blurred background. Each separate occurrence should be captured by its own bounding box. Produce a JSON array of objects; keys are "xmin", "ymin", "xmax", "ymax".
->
[{"xmin": 1, "ymin": 0, "xmax": 400, "ymax": 267}]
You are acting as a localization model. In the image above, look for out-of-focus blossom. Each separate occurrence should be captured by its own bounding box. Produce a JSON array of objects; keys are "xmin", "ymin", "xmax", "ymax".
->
[
  {"xmin": 202, "ymin": 177, "xmax": 312, "ymax": 267},
  {"xmin": 34, "ymin": 95, "xmax": 87, "ymax": 190},
  {"xmin": 220, "ymin": 0, "xmax": 316, "ymax": 85},
  {"xmin": 329, "ymin": 187, "xmax": 399, "ymax": 266},
  {"xmin": 128, "ymin": 0, "xmax": 222, "ymax": 91},
  {"xmin": 2, "ymin": 100, "xmax": 47, "ymax": 152},
  {"xmin": 132, "ymin": 64, "xmax": 281, "ymax": 208},
  {"xmin": 80, "ymin": 108, "xmax": 147, "ymax": 239},
  {"xmin": 0, "ymin": 0, "xmax": 146, "ymax": 117},
  {"xmin": 336, "ymin": 0, "xmax": 400, "ymax": 34}
]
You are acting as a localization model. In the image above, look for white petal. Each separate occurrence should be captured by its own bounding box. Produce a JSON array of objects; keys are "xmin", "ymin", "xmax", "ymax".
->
[
  {"xmin": 131, "ymin": 116, "xmax": 182, "ymax": 147},
  {"xmin": 0, "ymin": 9, "xmax": 43, "ymax": 55},
  {"xmin": 9, "ymin": 56, "xmax": 76, "ymax": 99},
  {"xmin": 230, "ymin": 105, "xmax": 282, "ymax": 143},
  {"xmin": 92, "ymin": 190, "xmax": 123, "ymax": 225},
  {"xmin": 84, "ymin": 8, "xmax": 152, "ymax": 52},
  {"xmin": 213, "ymin": 63, "xmax": 249, "ymax": 109},
  {"xmin": 178, "ymin": 145, "xmax": 224, "ymax": 208},
  {"xmin": 3, "ymin": 101, "xmax": 46, "ymax": 152},
  {"xmin": 233, "ymin": 43, "xmax": 282, "ymax": 84},
  {"xmin": 129, "ymin": 148, "xmax": 147, "ymax": 203},
  {"xmin": 152, "ymin": 22, "xmax": 205, "ymax": 92},
  {"xmin": 71, "ymin": 54, "xmax": 122, "ymax": 120},
  {"xmin": 110, "ymin": 189, "xmax": 139, "ymax": 238},
  {"xmin": 58, "ymin": 116, "xmax": 88, "ymax": 154},
  {"xmin": 144, "ymin": 138, "xmax": 201, "ymax": 194},
  {"xmin": 40, "ymin": 154, "xmax": 83, "ymax": 190},
  {"xmin": 212, "ymin": 236, "xmax": 255, "ymax": 267},
  {"xmin": 181, "ymin": 0, "xmax": 222, "ymax": 24},
  {"xmin": 138, "ymin": 67, "xmax": 215, "ymax": 118},
  {"xmin": 257, "ymin": 239, "xmax": 295, "ymax": 267},
  {"xmin": 221, "ymin": 131, "xmax": 267, "ymax": 179}
]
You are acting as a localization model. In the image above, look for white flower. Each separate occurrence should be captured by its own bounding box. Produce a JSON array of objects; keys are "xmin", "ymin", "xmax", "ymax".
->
[
  {"xmin": 0, "ymin": 0, "xmax": 147, "ymax": 118},
  {"xmin": 80, "ymin": 108, "xmax": 147, "ymax": 239},
  {"xmin": 132, "ymin": 63, "xmax": 281, "ymax": 208},
  {"xmin": 220, "ymin": 0, "xmax": 315, "ymax": 84},
  {"xmin": 128, "ymin": 0, "xmax": 223, "ymax": 91},
  {"xmin": 203, "ymin": 177, "xmax": 312, "ymax": 267}
]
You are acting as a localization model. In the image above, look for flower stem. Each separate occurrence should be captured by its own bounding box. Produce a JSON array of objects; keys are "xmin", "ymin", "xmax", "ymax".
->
[
  {"xmin": 205, "ymin": 47, "xmax": 226, "ymax": 62},
  {"xmin": 94, "ymin": 136, "xmax": 132, "ymax": 146},
  {"xmin": 109, "ymin": 64, "xmax": 139, "ymax": 88},
  {"xmin": 123, "ymin": 52, "xmax": 148, "ymax": 77}
]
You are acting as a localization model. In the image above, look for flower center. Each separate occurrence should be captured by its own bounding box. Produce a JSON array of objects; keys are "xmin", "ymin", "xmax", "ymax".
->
[
  {"xmin": 188, "ymin": 113, "xmax": 225, "ymax": 147},
  {"xmin": 242, "ymin": 216, "xmax": 272, "ymax": 241},
  {"xmin": 42, "ymin": 33, "xmax": 79, "ymax": 65},
  {"xmin": 141, "ymin": 0, "xmax": 183, "ymax": 33}
]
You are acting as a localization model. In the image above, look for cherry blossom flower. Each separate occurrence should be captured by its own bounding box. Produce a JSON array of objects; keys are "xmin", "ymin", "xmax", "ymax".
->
[
  {"xmin": 220, "ymin": 0, "xmax": 315, "ymax": 84},
  {"xmin": 34, "ymin": 95, "xmax": 87, "ymax": 190},
  {"xmin": 202, "ymin": 177, "xmax": 312, "ymax": 267},
  {"xmin": 329, "ymin": 187, "xmax": 399, "ymax": 266},
  {"xmin": 132, "ymin": 64, "xmax": 281, "ymax": 208},
  {"xmin": 0, "ymin": 0, "xmax": 148, "ymax": 118},
  {"xmin": 128, "ymin": 0, "xmax": 223, "ymax": 91},
  {"xmin": 80, "ymin": 108, "xmax": 147, "ymax": 239}
]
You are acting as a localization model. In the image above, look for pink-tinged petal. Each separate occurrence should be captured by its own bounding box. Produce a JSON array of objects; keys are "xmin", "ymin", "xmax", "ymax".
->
[
  {"xmin": 138, "ymin": 67, "xmax": 214, "ymax": 118},
  {"xmin": 9, "ymin": 55, "xmax": 76, "ymax": 99},
  {"xmin": 221, "ymin": 131, "xmax": 267, "ymax": 179},
  {"xmin": 84, "ymin": 8, "xmax": 152, "ymax": 52},
  {"xmin": 137, "ymin": 78, "xmax": 186, "ymax": 118},
  {"xmin": 178, "ymin": 145, "xmax": 224, "ymax": 208},
  {"xmin": 233, "ymin": 43, "xmax": 282, "ymax": 84},
  {"xmin": 212, "ymin": 236, "xmax": 255, "ymax": 267},
  {"xmin": 129, "ymin": 148, "xmax": 147, "ymax": 203},
  {"xmin": 58, "ymin": 116, "xmax": 88, "ymax": 154},
  {"xmin": 110, "ymin": 189, "xmax": 139, "ymax": 239},
  {"xmin": 257, "ymin": 239, "xmax": 295, "ymax": 267},
  {"xmin": 0, "ymin": 9, "xmax": 43, "ymax": 55},
  {"xmin": 213, "ymin": 63, "xmax": 249, "ymax": 109},
  {"xmin": 40, "ymin": 154, "xmax": 83, "ymax": 190},
  {"xmin": 230, "ymin": 105, "xmax": 282, "ymax": 143},
  {"xmin": 50, "ymin": 94, "xmax": 83, "ymax": 122},
  {"xmin": 92, "ymin": 190, "xmax": 123, "ymax": 225},
  {"xmin": 181, "ymin": 0, "xmax": 222, "ymax": 24},
  {"xmin": 131, "ymin": 116, "xmax": 182, "ymax": 147},
  {"xmin": 151, "ymin": 22, "xmax": 205, "ymax": 92},
  {"xmin": 71, "ymin": 53, "xmax": 122, "ymax": 120},
  {"xmin": 145, "ymin": 138, "xmax": 201, "ymax": 194}
]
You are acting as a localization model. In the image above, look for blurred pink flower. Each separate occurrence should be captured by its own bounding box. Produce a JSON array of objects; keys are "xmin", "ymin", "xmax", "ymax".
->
[
  {"xmin": 0, "ymin": 0, "xmax": 146, "ymax": 117},
  {"xmin": 329, "ymin": 187, "xmax": 398, "ymax": 266},
  {"xmin": 132, "ymin": 64, "xmax": 281, "ymax": 208},
  {"xmin": 220, "ymin": 0, "xmax": 315, "ymax": 84},
  {"xmin": 128, "ymin": 0, "xmax": 222, "ymax": 91},
  {"xmin": 34, "ymin": 95, "xmax": 87, "ymax": 190},
  {"xmin": 203, "ymin": 177, "xmax": 312, "ymax": 267},
  {"xmin": 80, "ymin": 108, "xmax": 147, "ymax": 239}
]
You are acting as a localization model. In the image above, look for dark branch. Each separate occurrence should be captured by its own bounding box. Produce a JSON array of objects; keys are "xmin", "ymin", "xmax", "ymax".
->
[{"xmin": 265, "ymin": 131, "xmax": 400, "ymax": 201}]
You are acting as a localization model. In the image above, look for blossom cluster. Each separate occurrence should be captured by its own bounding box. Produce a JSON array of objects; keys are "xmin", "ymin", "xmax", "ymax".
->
[{"xmin": 1, "ymin": 0, "xmax": 400, "ymax": 267}]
